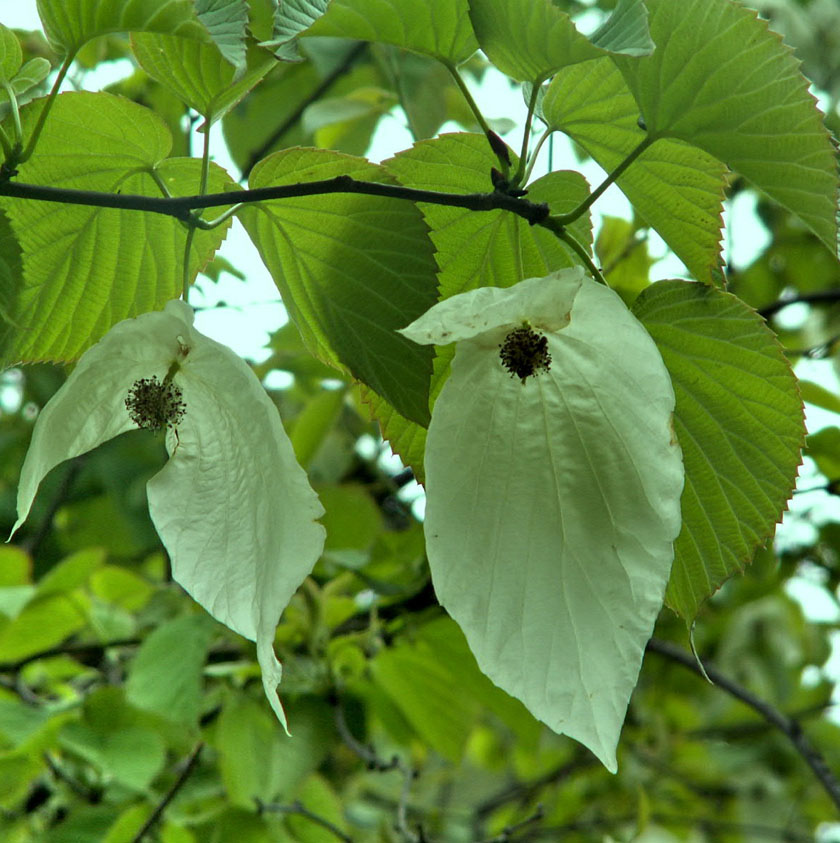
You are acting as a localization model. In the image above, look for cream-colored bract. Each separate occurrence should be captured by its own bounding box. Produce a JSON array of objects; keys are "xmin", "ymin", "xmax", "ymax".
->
[
  {"xmin": 11, "ymin": 300, "xmax": 325, "ymax": 731},
  {"xmin": 401, "ymin": 269, "xmax": 684, "ymax": 771}
]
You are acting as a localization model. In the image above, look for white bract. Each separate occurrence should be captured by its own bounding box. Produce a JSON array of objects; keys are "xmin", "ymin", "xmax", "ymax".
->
[
  {"xmin": 12, "ymin": 300, "xmax": 325, "ymax": 730},
  {"xmin": 400, "ymin": 268, "xmax": 684, "ymax": 771}
]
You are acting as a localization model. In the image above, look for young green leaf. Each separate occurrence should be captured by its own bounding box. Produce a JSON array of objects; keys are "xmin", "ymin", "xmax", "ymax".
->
[
  {"xmin": 632, "ymin": 280, "xmax": 805, "ymax": 619},
  {"xmin": 131, "ymin": 33, "xmax": 275, "ymax": 127},
  {"xmin": 0, "ymin": 24, "xmax": 22, "ymax": 83},
  {"xmin": 194, "ymin": 0, "xmax": 249, "ymax": 73},
  {"xmin": 265, "ymin": 0, "xmax": 478, "ymax": 65},
  {"xmin": 613, "ymin": 0, "xmax": 839, "ymax": 258},
  {"xmin": 468, "ymin": 0, "xmax": 652, "ymax": 84},
  {"xmin": 238, "ymin": 147, "xmax": 439, "ymax": 426},
  {"xmin": 0, "ymin": 92, "xmax": 235, "ymax": 366},
  {"xmin": 542, "ymin": 56, "xmax": 727, "ymax": 285},
  {"xmin": 12, "ymin": 300, "xmax": 326, "ymax": 731},
  {"xmin": 36, "ymin": 0, "xmax": 208, "ymax": 55},
  {"xmin": 401, "ymin": 269, "xmax": 684, "ymax": 770}
]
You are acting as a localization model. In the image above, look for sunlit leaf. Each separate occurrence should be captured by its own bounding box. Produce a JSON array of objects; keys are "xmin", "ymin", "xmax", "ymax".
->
[
  {"xmin": 265, "ymin": 0, "xmax": 478, "ymax": 64},
  {"xmin": 468, "ymin": 0, "xmax": 652, "ymax": 83},
  {"xmin": 0, "ymin": 92, "xmax": 235, "ymax": 366},
  {"xmin": 131, "ymin": 33, "xmax": 275, "ymax": 127},
  {"xmin": 613, "ymin": 0, "xmax": 839, "ymax": 257},
  {"xmin": 632, "ymin": 280, "xmax": 805, "ymax": 619},
  {"xmin": 36, "ymin": 0, "xmax": 208, "ymax": 54},
  {"xmin": 239, "ymin": 147, "xmax": 439, "ymax": 426},
  {"xmin": 543, "ymin": 56, "xmax": 726, "ymax": 284}
]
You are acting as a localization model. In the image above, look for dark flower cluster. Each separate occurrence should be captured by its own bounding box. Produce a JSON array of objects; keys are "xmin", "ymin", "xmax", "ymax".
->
[
  {"xmin": 499, "ymin": 325, "xmax": 552, "ymax": 384},
  {"xmin": 125, "ymin": 376, "xmax": 186, "ymax": 431}
]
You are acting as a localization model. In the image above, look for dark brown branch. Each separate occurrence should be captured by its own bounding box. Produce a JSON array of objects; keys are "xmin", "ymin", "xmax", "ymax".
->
[
  {"xmin": 130, "ymin": 741, "xmax": 204, "ymax": 843},
  {"xmin": 646, "ymin": 637, "xmax": 840, "ymax": 814},
  {"xmin": 242, "ymin": 42, "xmax": 368, "ymax": 179},
  {"xmin": 0, "ymin": 638, "xmax": 140, "ymax": 673},
  {"xmin": 537, "ymin": 813, "xmax": 815, "ymax": 842},
  {"xmin": 256, "ymin": 798, "xmax": 354, "ymax": 843},
  {"xmin": 475, "ymin": 753, "xmax": 596, "ymax": 819},
  {"xmin": 759, "ymin": 289, "xmax": 840, "ymax": 319},
  {"xmin": 0, "ymin": 177, "xmax": 550, "ymax": 226}
]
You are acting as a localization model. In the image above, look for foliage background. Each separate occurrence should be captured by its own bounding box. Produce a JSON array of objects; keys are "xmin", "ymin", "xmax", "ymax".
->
[{"xmin": 2, "ymin": 0, "xmax": 840, "ymax": 841}]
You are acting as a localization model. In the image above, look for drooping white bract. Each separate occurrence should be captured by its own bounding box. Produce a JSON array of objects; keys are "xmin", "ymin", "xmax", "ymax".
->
[
  {"xmin": 12, "ymin": 300, "xmax": 325, "ymax": 731},
  {"xmin": 400, "ymin": 268, "xmax": 684, "ymax": 771}
]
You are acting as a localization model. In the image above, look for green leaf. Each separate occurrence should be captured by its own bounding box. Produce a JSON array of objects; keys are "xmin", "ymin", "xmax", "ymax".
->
[
  {"xmin": 800, "ymin": 380, "xmax": 840, "ymax": 416},
  {"xmin": 543, "ymin": 56, "xmax": 727, "ymax": 284},
  {"xmin": 613, "ymin": 0, "xmax": 839, "ymax": 257},
  {"xmin": 11, "ymin": 301, "xmax": 326, "ymax": 730},
  {"xmin": 380, "ymin": 133, "xmax": 592, "ymax": 473},
  {"xmin": 384, "ymin": 134, "xmax": 591, "ymax": 302},
  {"xmin": 125, "ymin": 615, "xmax": 214, "ymax": 726},
  {"xmin": 595, "ymin": 215, "xmax": 656, "ymax": 304},
  {"xmin": 632, "ymin": 280, "xmax": 805, "ymax": 619},
  {"xmin": 60, "ymin": 688, "xmax": 166, "ymax": 792},
  {"xmin": 468, "ymin": 0, "xmax": 652, "ymax": 83},
  {"xmin": 370, "ymin": 629, "xmax": 482, "ymax": 761},
  {"xmin": 401, "ymin": 270, "xmax": 683, "ymax": 770},
  {"xmin": 36, "ymin": 0, "xmax": 208, "ymax": 54},
  {"xmin": 806, "ymin": 427, "xmax": 840, "ymax": 480},
  {"xmin": 289, "ymin": 388, "xmax": 346, "ymax": 468},
  {"xmin": 0, "ymin": 92, "xmax": 235, "ymax": 366},
  {"xmin": 238, "ymin": 147, "xmax": 439, "ymax": 426},
  {"xmin": 195, "ymin": 0, "xmax": 249, "ymax": 72},
  {"xmin": 215, "ymin": 693, "xmax": 333, "ymax": 807},
  {"xmin": 0, "ymin": 593, "xmax": 89, "ymax": 662},
  {"xmin": 0, "ymin": 24, "xmax": 22, "ymax": 82},
  {"xmin": 131, "ymin": 33, "xmax": 275, "ymax": 127},
  {"xmin": 266, "ymin": 0, "xmax": 478, "ymax": 64}
]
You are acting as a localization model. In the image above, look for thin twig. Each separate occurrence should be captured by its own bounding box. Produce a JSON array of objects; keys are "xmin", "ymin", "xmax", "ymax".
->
[
  {"xmin": 256, "ymin": 798, "xmax": 354, "ymax": 843},
  {"xmin": 475, "ymin": 754, "xmax": 595, "ymax": 819},
  {"xmin": 646, "ymin": 637, "xmax": 840, "ymax": 814},
  {"xmin": 130, "ymin": 741, "xmax": 204, "ymax": 843},
  {"xmin": 0, "ymin": 638, "xmax": 140, "ymax": 673},
  {"xmin": 478, "ymin": 806, "xmax": 545, "ymax": 843},
  {"xmin": 537, "ymin": 813, "xmax": 815, "ymax": 842},
  {"xmin": 334, "ymin": 701, "xmax": 424, "ymax": 842},
  {"xmin": 759, "ymin": 289, "xmax": 840, "ymax": 319},
  {"xmin": 241, "ymin": 42, "xmax": 368, "ymax": 180}
]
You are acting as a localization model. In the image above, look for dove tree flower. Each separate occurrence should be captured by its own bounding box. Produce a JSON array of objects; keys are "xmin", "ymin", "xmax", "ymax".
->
[
  {"xmin": 11, "ymin": 300, "xmax": 326, "ymax": 731},
  {"xmin": 400, "ymin": 267, "xmax": 684, "ymax": 770}
]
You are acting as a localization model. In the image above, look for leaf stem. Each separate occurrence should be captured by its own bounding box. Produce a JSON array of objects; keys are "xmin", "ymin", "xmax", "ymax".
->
[
  {"xmin": 553, "ymin": 135, "xmax": 653, "ymax": 225},
  {"xmin": 19, "ymin": 53, "xmax": 74, "ymax": 165},
  {"xmin": 539, "ymin": 219, "xmax": 606, "ymax": 285},
  {"xmin": 0, "ymin": 122, "xmax": 13, "ymax": 162},
  {"xmin": 512, "ymin": 81, "xmax": 542, "ymax": 187},
  {"xmin": 521, "ymin": 128, "xmax": 553, "ymax": 185},
  {"xmin": 444, "ymin": 61, "xmax": 493, "ymax": 139},
  {"xmin": 2, "ymin": 81, "xmax": 22, "ymax": 150},
  {"xmin": 130, "ymin": 742, "xmax": 204, "ymax": 843},
  {"xmin": 182, "ymin": 121, "xmax": 212, "ymax": 301}
]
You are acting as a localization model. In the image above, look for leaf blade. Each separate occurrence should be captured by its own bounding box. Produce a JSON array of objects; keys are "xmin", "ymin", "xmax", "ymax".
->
[{"xmin": 632, "ymin": 280, "xmax": 805, "ymax": 618}]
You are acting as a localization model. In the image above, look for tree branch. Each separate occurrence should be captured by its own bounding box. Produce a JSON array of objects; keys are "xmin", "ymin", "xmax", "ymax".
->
[
  {"xmin": 646, "ymin": 637, "xmax": 840, "ymax": 813},
  {"xmin": 759, "ymin": 289, "xmax": 840, "ymax": 319},
  {"xmin": 130, "ymin": 741, "xmax": 204, "ymax": 843},
  {"xmin": 241, "ymin": 42, "xmax": 368, "ymax": 180},
  {"xmin": 256, "ymin": 798, "xmax": 354, "ymax": 843},
  {"xmin": 0, "ymin": 176, "xmax": 551, "ymax": 227}
]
